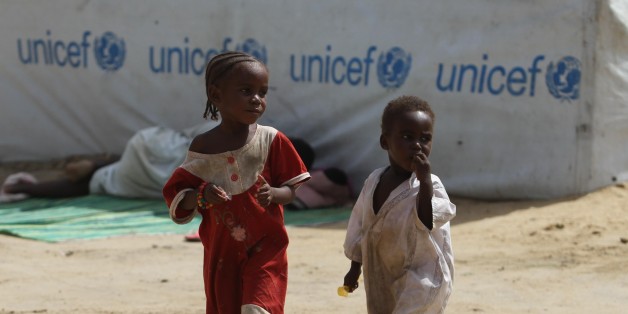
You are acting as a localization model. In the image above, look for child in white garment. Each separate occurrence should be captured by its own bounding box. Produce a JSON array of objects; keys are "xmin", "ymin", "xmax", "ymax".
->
[{"xmin": 342, "ymin": 95, "xmax": 456, "ymax": 313}]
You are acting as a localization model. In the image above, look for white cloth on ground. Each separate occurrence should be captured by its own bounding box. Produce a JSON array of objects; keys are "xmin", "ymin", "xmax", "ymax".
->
[{"xmin": 89, "ymin": 126, "xmax": 201, "ymax": 198}]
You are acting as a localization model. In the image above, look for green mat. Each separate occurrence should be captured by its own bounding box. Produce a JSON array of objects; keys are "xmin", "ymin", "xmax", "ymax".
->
[{"xmin": 0, "ymin": 195, "xmax": 351, "ymax": 242}]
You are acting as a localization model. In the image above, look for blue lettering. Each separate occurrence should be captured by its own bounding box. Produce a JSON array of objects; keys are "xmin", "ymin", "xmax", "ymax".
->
[
  {"xmin": 458, "ymin": 64, "xmax": 478, "ymax": 92},
  {"xmin": 222, "ymin": 38, "xmax": 232, "ymax": 52},
  {"xmin": 288, "ymin": 45, "xmax": 378, "ymax": 86},
  {"xmin": 168, "ymin": 47, "xmax": 183, "ymax": 73},
  {"xmin": 81, "ymin": 31, "xmax": 90, "ymax": 68},
  {"xmin": 33, "ymin": 39, "xmax": 46, "ymax": 64},
  {"xmin": 67, "ymin": 43, "xmax": 81, "ymax": 68},
  {"xmin": 16, "ymin": 30, "xmax": 91, "ymax": 68},
  {"xmin": 308, "ymin": 55, "xmax": 323, "ymax": 82},
  {"xmin": 507, "ymin": 67, "xmax": 526, "ymax": 96},
  {"xmin": 190, "ymin": 48, "xmax": 205, "ymax": 75},
  {"xmin": 347, "ymin": 57, "xmax": 362, "ymax": 85},
  {"xmin": 436, "ymin": 54, "xmax": 547, "ymax": 97},
  {"xmin": 478, "ymin": 54, "xmax": 489, "ymax": 93},
  {"xmin": 46, "ymin": 30, "xmax": 53, "ymax": 64},
  {"xmin": 487, "ymin": 66, "xmax": 505, "ymax": 94},
  {"xmin": 149, "ymin": 37, "xmax": 233, "ymax": 75},
  {"xmin": 16, "ymin": 39, "xmax": 32, "ymax": 64},
  {"xmin": 324, "ymin": 45, "xmax": 331, "ymax": 83},
  {"xmin": 436, "ymin": 64, "xmax": 456, "ymax": 92},
  {"xmin": 363, "ymin": 46, "xmax": 376, "ymax": 86},
  {"xmin": 528, "ymin": 55, "xmax": 544, "ymax": 96},
  {"xmin": 289, "ymin": 55, "xmax": 304, "ymax": 82},
  {"xmin": 149, "ymin": 47, "xmax": 165, "ymax": 73},
  {"xmin": 183, "ymin": 37, "xmax": 190, "ymax": 74},
  {"xmin": 54, "ymin": 41, "xmax": 66, "ymax": 66},
  {"xmin": 332, "ymin": 57, "xmax": 345, "ymax": 84}
]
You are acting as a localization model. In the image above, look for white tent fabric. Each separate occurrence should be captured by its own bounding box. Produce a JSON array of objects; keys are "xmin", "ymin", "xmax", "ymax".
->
[{"xmin": 0, "ymin": 0, "xmax": 626, "ymax": 199}]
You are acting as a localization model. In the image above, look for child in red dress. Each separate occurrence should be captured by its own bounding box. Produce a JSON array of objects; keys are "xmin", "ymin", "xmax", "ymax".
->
[{"xmin": 162, "ymin": 51, "xmax": 310, "ymax": 314}]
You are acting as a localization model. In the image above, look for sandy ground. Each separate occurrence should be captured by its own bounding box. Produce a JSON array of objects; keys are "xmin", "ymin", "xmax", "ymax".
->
[{"xmin": 1, "ymin": 161, "xmax": 627, "ymax": 314}]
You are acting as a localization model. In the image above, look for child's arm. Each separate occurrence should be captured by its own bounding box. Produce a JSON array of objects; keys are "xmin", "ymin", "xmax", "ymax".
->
[
  {"xmin": 343, "ymin": 260, "xmax": 362, "ymax": 292},
  {"xmin": 412, "ymin": 152, "xmax": 434, "ymax": 230},
  {"xmin": 176, "ymin": 192, "xmax": 197, "ymax": 213},
  {"xmin": 255, "ymin": 175, "xmax": 296, "ymax": 206},
  {"xmin": 176, "ymin": 183, "xmax": 230, "ymax": 213},
  {"xmin": 416, "ymin": 177, "xmax": 434, "ymax": 230},
  {"xmin": 163, "ymin": 167, "xmax": 230, "ymax": 224}
]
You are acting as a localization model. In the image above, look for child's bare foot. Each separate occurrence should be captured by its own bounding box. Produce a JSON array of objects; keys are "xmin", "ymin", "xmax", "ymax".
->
[
  {"xmin": 65, "ymin": 160, "xmax": 95, "ymax": 182},
  {"xmin": 0, "ymin": 172, "xmax": 38, "ymax": 202},
  {"xmin": 3, "ymin": 180, "xmax": 33, "ymax": 194}
]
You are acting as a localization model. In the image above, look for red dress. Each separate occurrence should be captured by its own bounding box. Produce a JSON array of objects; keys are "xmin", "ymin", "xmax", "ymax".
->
[{"xmin": 163, "ymin": 125, "xmax": 310, "ymax": 313}]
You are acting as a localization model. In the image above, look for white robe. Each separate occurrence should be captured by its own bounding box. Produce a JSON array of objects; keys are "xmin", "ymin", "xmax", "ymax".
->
[
  {"xmin": 344, "ymin": 167, "xmax": 456, "ymax": 314},
  {"xmin": 89, "ymin": 122, "xmax": 217, "ymax": 198}
]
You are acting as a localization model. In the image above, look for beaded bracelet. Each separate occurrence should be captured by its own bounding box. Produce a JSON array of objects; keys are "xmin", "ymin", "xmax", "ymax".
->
[{"xmin": 197, "ymin": 182, "xmax": 213, "ymax": 210}]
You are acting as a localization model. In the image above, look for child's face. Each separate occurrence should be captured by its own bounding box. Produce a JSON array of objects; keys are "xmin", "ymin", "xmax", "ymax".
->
[
  {"xmin": 210, "ymin": 62, "xmax": 269, "ymax": 125},
  {"xmin": 381, "ymin": 110, "xmax": 433, "ymax": 173}
]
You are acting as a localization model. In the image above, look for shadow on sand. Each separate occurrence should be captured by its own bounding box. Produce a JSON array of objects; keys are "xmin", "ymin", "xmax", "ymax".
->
[{"xmin": 310, "ymin": 193, "xmax": 587, "ymax": 231}]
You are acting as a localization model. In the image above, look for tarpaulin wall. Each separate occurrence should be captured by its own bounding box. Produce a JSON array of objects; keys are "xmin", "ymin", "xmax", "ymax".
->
[{"xmin": 1, "ymin": 0, "xmax": 627, "ymax": 199}]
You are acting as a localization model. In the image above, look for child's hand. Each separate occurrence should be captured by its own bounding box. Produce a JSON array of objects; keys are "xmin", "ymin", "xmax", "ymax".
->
[
  {"xmin": 202, "ymin": 183, "xmax": 230, "ymax": 205},
  {"xmin": 343, "ymin": 267, "xmax": 361, "ymax": 293},
  {"xmin": 411, "ymin": 151, "xmax": 431, "ymax": 182},
  {"xmin": 255, "ymin": 175, "xmax": 273, "ymax": 207}
]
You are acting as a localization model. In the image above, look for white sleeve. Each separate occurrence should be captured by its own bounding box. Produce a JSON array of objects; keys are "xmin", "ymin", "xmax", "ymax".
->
[
  {"xmin": 343, "ymin": 182, "xmax": 368, "ymax": 263},
  {"xmin": 431, "ymin": 174, "xmax": 456, "ymax": 228}
]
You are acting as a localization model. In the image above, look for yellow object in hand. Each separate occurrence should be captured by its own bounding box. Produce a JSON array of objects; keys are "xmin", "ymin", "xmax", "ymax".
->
[{"xmin": 337, "ymin": 285, "xmax": 350, "ymax": 297}]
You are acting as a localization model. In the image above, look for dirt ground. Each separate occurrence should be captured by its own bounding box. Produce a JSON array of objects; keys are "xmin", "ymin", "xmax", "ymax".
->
[{"xmin": 1, "ymin": 161, "xmax": 627, "ymax": 314}]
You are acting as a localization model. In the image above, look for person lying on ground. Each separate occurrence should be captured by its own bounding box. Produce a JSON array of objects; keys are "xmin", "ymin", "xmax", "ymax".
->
[{"xmin": 0, "ymin": 123, "xmax": 214, "ymax": 202}]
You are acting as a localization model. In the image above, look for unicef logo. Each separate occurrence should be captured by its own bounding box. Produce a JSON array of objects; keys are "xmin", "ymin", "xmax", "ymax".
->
[
  {"xmin": 377, "ymin": 47, "xmax": 412, "ymax": 89},
  {"xmin": 545, "ymin": 56, "xmax": 581, "ymax": 101},
  {"xmin": 236, "ymin": 38, "xmax": 268, "ymax": 64},
  {"xmin": 94, "ymin": 31, "xmax": 126, "ymax": 71}
]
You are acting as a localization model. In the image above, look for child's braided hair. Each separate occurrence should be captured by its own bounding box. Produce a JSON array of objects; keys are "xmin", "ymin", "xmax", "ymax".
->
[{"xmin": 203, "ymin": 51, "xmax": 265, "ymax": 120}]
